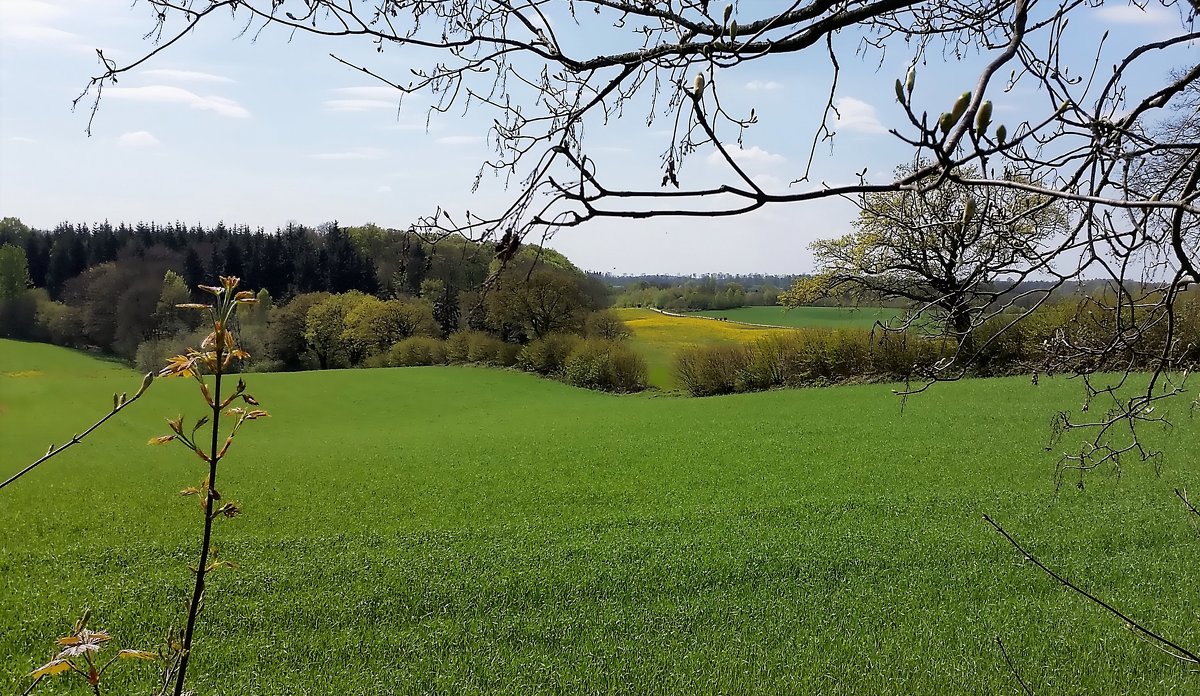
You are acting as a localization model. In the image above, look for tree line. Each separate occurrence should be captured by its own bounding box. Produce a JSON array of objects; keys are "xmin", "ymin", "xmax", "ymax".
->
[{"xmin": 0, "ymin": 217, "xmax": 645, "ymax": 389}]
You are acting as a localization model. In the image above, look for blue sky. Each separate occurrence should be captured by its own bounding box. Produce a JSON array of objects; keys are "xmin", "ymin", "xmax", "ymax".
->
[{"xmin": 0, "ymin": 0, "xmax": 1191, "ymax": 274}]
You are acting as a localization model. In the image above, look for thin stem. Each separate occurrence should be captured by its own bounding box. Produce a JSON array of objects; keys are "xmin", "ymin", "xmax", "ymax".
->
[
  {"xmin": 0, "ymin": 377, "xmax": 152, "ymax": 491},
  {"xmin": 996, "ymin": 635, "xmax": 1036, "ymax": 695},
  {"xmin": 984, "ymin": 514, "xmax": 1200, "ymax": 665},
  {"xmin": 173, "ymin": 350, "xmax": 224, "ymax": 695}
]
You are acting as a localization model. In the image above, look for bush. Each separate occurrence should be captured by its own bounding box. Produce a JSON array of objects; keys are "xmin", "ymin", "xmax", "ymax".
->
[
  {"xmin": 584, "ymin": 310, "xmax": 630, "ymax": 340},
  {"xmin": 444, "ymin": 330, "xmax": 519, "ymax": 366},
  {"xmin": 517, "ymin": 333, "xmax": 581, "ymax": 375},
  {"xmin": 674, "ymin": 343, "xmax": 749, "ymax": 396},
  {"xmin": 445, "ymin": 331, "xmax": 472, "ymax": 363},
  {"xmin": 388, "ymin": 336, "xmax": 448, "ymax": 366},
  {"xmin": 564, "ymin": 339, "xmax": 648, "ymax": 392},
  {"xmin": 467, "ymin": 331, "xmax": 507, "ymax": 365}
]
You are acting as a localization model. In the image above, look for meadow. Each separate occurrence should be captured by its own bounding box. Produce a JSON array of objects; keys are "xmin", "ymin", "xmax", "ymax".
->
[
  {"xmin": 695, "ymin": 305, "xmax": 905, "ymax": 329},
  {"xmin": 614, "ymin": 308, "xmax": 788, "ymax": 389},
  {"xmin": 1, "ymin": 339, "xmax": 1199, "ymax": 694}
]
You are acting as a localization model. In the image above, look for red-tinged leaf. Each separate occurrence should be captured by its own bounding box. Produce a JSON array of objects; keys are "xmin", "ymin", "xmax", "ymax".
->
[
  {"xmin": 167, "ymin": 417, "xmax": 183, "ymax": 435},
  {"xmin": 225, "ymin": 407, "xmax": 245, "ymax": 417},
  {"xmin": 198, "ymin": 285, "xmax": 224, "ymax": 296},
  {"xmin": 234, "ymin": 290, "xmax": 257, "ymax": 303},
  {"xmin": 30, "ymin": 659, "xmax": 71, "ymax": 678},
  {"xmin": 149, "ymin": 435, "xmax": 176, "ymax": 445},
  {"xmin": 246, "ymin": 410, "xmax": 270, "ymax": 420},
  {"xmin": 242, "ymin": 394, "xmax": 259, "ymax": 405},
  {"xmin": 175, "ymin": 303, "xmax": 210, "ymax": 310},
  {"xmin": 117, "ymin": 649, "xmax": 157, "ymax": 661}
]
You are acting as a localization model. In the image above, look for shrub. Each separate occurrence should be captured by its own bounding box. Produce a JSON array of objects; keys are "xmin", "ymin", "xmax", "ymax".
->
[
  {"xmin": 467, "ymin": 331, "xmax": 508, "ymax": 365},
  {"xmin": 517, "ymin": 333, "xmax": 582, "ymax": 375},
  {"xmin": 388, "ymin": 336, "xmax": 448, "ymax": 366},
  {"xmin": 674, "ymin": 343, "xmax": 749, "ymax": 396},
  {"xmin": 445, "ymin": 330, "xmax": 472, "ymax": 363},
  {"xmin": 584, "ymin": 310, "xmax": 630, "ymax": 340},
  {"xmin": 564, "ymin": 339, "xmax": 648, "ymax": 392}
]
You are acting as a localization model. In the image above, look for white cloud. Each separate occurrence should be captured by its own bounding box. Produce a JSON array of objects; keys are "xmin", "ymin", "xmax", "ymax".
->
[
  {"xmin": 745, "ymin": 80, "xmax": 782, "ymax": 92},
  {"xmin": 310, "ymin": 147, "xmax": 387, "ymax": 161},
  {"xmin": 333, "ymin": 86, "xmax": 402, "ymax": 100},
  {"xmin": 1, "ymin": 22, "xmax": 80, "ymax": 44},
  {"xmin": 323, "ymin": 99, "xmax": 396, "ymax": 113},
  {"xmin": 105, "ymin": 86, "xmax": 249, "ymax": 118},
  {"xmin": 1094, "ymin": 5, "xmax": 1180, "ymax": 25},
  {"xmin": 0, "ymin": 0, "xmax": 66, "ymax": 24},
  {"xmin": 118, "ymin": 131, "xmax": 160, "ymax": 148},
  {"xmin": 436, "ymin": 135, "xmax": 485, "ymax": 145},
  {"xmin": 141, "ymin": 69, "xmax": 235, "ymax": 84},
  {"xmin": 0, "ymin": 0, "xmax": 84, "ymax": 49},
  {"xmin": 833, "ymin": 97, "xmax": 886, "ymax": 135},
  {"xmin": 706, "ymin": 144, "xmax": 786, "ymax": 167}
]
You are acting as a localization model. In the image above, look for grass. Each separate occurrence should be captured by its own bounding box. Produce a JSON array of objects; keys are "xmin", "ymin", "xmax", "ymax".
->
[
  {"xmin": 2, "ymin": 338, "xmax": 1199, "ymax": 694},
  {"xmin": 615, "ymin": 308, "xmax": 789, "ymax": 389},
  {"xmin": 695, "ymin": 305, "xmax": 906, "ymax": 329}
]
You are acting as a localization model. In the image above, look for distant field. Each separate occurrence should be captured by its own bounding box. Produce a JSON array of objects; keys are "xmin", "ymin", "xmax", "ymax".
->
[
  {"xmin": 696, "ymin": 305, "xmax": 906, "ymax": 329},
  {"xmin": 2, "ymin": 339, "xmax": 1199, "ymax": 694},
  {"xmin": 614, "ymin": 308, "xmax": 789, "ymax": 389}
]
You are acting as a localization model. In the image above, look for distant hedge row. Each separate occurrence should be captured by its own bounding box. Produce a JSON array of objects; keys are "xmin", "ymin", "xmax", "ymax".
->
[
  {"xmin": 674, "ymin": 330, "xmax": 951, "ymax": 396},
  {"xmin": 674, "ymin": 296, "xmax": 1200, "ymax": 396},
  {"xmin": 386, "ymin": 330, "xmax": 648, "ymax": 393}
]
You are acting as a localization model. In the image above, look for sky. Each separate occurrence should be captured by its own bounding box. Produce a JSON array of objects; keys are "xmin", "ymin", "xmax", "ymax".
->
[{"xmin": 0, "ymin": 0, "xmax": 1193, "ymax": 274}]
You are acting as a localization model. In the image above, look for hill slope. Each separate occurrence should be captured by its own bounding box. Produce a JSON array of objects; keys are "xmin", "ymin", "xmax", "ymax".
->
[{"xmin": 1, "ymin": 340, "xmax": 1197, "ymax": 694}]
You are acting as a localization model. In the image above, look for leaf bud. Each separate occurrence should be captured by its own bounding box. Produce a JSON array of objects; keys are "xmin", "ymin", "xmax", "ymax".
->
[
  {"xmin": 947, "ymin": 91, "xmax": 971, "ymax": 128},
  {"xmin": 975, "ymin": 100, "xmax": 992, "ymax": 135}
]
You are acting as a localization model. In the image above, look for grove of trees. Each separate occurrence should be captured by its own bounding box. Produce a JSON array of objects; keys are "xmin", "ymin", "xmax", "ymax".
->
[{"xmin": 0, "ymin": 218, "xmax": 644, "ymax": 388}]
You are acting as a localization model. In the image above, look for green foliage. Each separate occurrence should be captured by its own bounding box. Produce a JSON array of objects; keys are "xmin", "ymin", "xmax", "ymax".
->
[
  {"xmin": 265, "ymin": 292, "xmax": 330, "ymax": 371},
  {"xmin": 673, "ymin": 343, "xmax": 749, "ymax": 396},
  {"xmin": 563, "ymin": 339, "xmax": 648, "ymax": 392},
  {"xmin": 341, "ymin": 295, "xmax": 439, "ymax": 363},
  {"xmin": 5, "ymin": 342, "xmax": 1198, "ymax": 694},
  {"xmin": 0, "ymin": 243, "xmax": 31, "ymax": 300},
  {"xmin": 516, "ymin": 333, "xmax": 582, "ymax": 375},
  {"xmin": 303, "ymin": 291, "xmax": 367, "ymax": 369},
  {"xmin": 674, "ymin": 329, "xmax": 954, "ymax": 396},
  {"xmin": 485, "ymin": 265, "xmax": 599, "ymax": 340},
  {"xmin": 387, "ymin": 336, "xmax": 448, "ymax": 366}
]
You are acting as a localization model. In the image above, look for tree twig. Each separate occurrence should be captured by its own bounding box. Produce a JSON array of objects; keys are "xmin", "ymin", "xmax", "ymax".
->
[
  {"xmin": 995, "ymin": 635, "xmax": 1035, "ymax": 695},
  {"xmin": 0, "ymin": 373, "xmax": 154, "ymax": 491},
  {"xmin": 983, "ymin": 513, "xmax": 1199, "ymax": 665}
]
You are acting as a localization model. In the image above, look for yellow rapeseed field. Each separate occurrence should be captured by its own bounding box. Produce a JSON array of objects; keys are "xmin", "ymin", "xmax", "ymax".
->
[{"xmin": 615, "ymin": 308, "xmax": 791, "ymax": 390}]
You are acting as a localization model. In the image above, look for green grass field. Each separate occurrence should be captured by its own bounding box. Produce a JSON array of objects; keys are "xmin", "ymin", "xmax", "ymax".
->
[
  {"xmin": 2, "ymin": 339, "xmax": 1199, "ymax": 694},
  {"xmin": 696, "ymin": 305, "xmax": 906, "ymax": 329}
]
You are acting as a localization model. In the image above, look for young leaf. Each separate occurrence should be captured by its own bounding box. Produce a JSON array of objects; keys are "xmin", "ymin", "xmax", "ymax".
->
[
  {"xmin": 30, "ymin": 659, "xmax": 72, "ymax": 678},
  {"xmin": 117, "ymin": 649, "xmax": 157, "ymax": 661}
]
